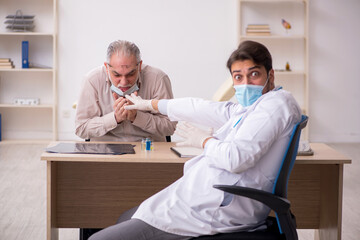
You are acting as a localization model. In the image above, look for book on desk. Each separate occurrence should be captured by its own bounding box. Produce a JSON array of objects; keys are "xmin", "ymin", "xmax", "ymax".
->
[
  {"xmin": 170, "ymin": 146, "xmax": 203, "ymax": 158},
  {"xmin": 171, "ymin": 140, "xmax": 314, "ymax": 158},
  {"xmin": 297, "ymin": 140, "xmax": 314, "ymax": 156}
]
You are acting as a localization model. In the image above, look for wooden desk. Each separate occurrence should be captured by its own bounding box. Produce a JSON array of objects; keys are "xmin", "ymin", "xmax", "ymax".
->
[{"xmin": 41, "ymin": 142, "xmax": 351, "ymax": 240}]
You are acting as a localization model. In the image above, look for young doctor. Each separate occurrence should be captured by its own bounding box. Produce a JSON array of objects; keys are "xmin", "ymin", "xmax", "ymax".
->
[{"xmin": 89, "ymin": 40, "xmax": 302, "ymax": 240}]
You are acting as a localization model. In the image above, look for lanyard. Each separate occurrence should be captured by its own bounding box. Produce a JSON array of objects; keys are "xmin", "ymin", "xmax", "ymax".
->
[{"xmin": 233, "ymin": 117, "xmax": 243, "ymax": 128}]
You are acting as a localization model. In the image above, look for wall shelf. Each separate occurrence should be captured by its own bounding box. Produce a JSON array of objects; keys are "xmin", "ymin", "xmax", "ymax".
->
[
  {"xmin": 239, "ymin": 0, "xmax": 309, "ymax": 138},
  {"xmin": 0, "ymin": 68, "xmax": 53, "ymax": 72},
  {"xmin": 0, "ymin": 0, "xmax": 58, "ymax": 141},
  {"xmin": 0, "ymin": 104, "xmax": 54, "ymax": 109},
  {"xmin": 0, "ymin": 139, "xmax": 51, "ymax": 145},
  {"xmin": 240, "ymin": 35, "xmax": 305, "ymax": 40},
  {"xmin": 0, "ymin": 32, "xmax": 53, "ymax": 36}
]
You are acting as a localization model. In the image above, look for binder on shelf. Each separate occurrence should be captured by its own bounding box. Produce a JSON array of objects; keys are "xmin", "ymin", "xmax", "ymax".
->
[{"xmin": 22, "ymin": 41, "xmax": 29, "ymax": 68}]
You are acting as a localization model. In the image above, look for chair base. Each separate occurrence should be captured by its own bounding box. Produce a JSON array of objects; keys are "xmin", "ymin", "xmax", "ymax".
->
[
  {"xmin": 79, "ymin": 228, "xmax": 102, "ymax": 240},
  {"xmin": 192, "ymin": 231, "xmax": 284, "ymax": 240},
  {"xmin": 191, "ymin": 217, "xmax": 285, "ymax": 240}
]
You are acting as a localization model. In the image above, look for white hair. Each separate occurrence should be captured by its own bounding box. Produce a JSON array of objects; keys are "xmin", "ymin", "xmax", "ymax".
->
[{"xmin": 106, "ymin": 40, "xmax": 141, "ymax": 62}]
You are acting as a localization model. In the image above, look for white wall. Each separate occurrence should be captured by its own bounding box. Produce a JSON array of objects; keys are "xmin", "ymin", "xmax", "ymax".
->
[
  {"xmin": 57, "ymin": 0, "xmax": 238, "ymax": 140},
  {"xmin": 308, "ymin": 0, "xmax": 360, "ymax": 142},
  {"xmin": 57, "ymin": 0, "xmax": 360, "ymax": 143}
]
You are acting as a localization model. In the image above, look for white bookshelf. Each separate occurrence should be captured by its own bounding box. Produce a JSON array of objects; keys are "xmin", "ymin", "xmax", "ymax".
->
[
  {"xmin": 0, "ymin": 68, "xmax": 53, "ymax": 72},
  {"xmin": 0, "ymin": 0, "xmax": 58, "ymax": 142},
  {"xmin": 0, "ymin": 104, "xmax": 53, "ymax": 108},
  {"xmin": 239, "ymin": 0, "xmax": 309, "ymax": 138}
]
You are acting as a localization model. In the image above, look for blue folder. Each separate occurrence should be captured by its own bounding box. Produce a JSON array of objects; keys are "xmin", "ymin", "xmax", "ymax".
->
[{"xmin": 22, "ymin": 41, "xmax": 29, "ymax": 68}]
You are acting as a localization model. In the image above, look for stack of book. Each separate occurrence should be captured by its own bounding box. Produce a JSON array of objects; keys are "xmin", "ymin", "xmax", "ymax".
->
[
  {"xmin": 5, "ymin": 10, "xmax": 35, "ymax": 32},
  {"xmin": 246, "ymin": 24, "xmax": 271, "ymax": 36},
  {"xmin": 0, "ymin": 58, "xmax": 14, "ymax": 69}
]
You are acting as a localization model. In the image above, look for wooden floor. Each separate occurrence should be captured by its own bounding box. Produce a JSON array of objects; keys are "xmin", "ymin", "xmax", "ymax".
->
[{"xmin": 0, "ymin": 142, "xmax": 359, "ymax": 240}]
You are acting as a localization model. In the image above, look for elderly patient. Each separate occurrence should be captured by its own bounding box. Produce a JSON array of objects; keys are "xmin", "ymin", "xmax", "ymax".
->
[
  {"xmin": 89, "ymin": 40, "xmax": 301, "ymax": 240},
  {"xmin": 75, "ymin": 40, "xmax": 176, "ymax": 142}
]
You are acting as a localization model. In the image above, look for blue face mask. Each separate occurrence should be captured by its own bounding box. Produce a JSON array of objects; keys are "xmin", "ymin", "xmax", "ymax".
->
[
  {"xmin": 107, "ymin": 67, "xmax": 139, "ymax": 97},
  {"xmin": 234, "ymin": 75, "xmax": 269, "ymax": 107},
  {"xmin": 234, "ymin": 84, "xmax": 264, "ymax": 107},
  {"xmin": 110, "ymin": 83, "xmax": 139, "ymax": 97}
]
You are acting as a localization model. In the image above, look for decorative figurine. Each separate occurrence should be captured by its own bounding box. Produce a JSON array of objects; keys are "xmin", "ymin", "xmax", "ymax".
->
[
  {"xmin": 285, "ymin": 62, "xmax": 291, "ymax": 71},
  {"xmin": 282, "ymin": 19, "xmax": 291, "ymax": 34}
]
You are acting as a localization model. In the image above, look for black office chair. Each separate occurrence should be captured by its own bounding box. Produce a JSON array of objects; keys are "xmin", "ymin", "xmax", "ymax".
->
[
  {"xmin": 191, "ymin": 115, "xmax": 308, "ymax": 240},
  {"xmin": 113, "ymin": 116, "xmax": 307, "ymax": 240}
]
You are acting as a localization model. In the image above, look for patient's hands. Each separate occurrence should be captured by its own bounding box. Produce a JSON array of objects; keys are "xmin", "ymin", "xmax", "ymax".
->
[
  {"xmin": 113, "ymin": 92, "xmax": 138, "ymax": 123},
  {"xmin": 113, "ymin": 97, "xmax": 128, "ymax": 123}
]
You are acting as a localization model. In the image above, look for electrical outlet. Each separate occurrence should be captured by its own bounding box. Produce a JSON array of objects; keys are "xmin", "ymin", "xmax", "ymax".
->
[{"xmin": 62, "ymin": 110, "xmax": 71, "ymax": 118}]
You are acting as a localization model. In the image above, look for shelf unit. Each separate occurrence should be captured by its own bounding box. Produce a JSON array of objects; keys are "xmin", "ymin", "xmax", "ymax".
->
[
  {"xmin": 0, "ymin": 0, "xmax": 57, "ymax": 142},
  {"xmin": 238, "ymin": 0, "xmax": 309, "ymax": 138}
]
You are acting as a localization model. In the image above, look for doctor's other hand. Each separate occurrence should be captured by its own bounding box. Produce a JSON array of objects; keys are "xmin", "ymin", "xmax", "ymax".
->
[
  {"xmin": 125, "ymin": 93, "xmax": 158, "ymax": 113},
  {"xmin": 175, "ymin": 122, "xmax": 213, "ymax": 149}
]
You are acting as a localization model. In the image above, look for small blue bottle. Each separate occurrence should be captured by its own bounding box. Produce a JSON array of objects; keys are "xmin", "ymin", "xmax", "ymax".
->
[{"xmin": 145, "ymin": 138, "xmax": 152, "ymax": 151}]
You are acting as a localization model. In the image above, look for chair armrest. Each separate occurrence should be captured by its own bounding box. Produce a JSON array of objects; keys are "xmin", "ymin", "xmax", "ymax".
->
[{"xmin": 213, "ymin": 185, "xmax": 290, "ymax": 214}]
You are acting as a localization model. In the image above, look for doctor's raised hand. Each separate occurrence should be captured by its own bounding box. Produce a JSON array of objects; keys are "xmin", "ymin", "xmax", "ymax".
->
[
  {"xmin": 125, "ymin": 93, "xmax": 159, "ymax": 113},
  {"xmin": 125, "ymin": 93, "xmax": 214, "ymax": 148}
]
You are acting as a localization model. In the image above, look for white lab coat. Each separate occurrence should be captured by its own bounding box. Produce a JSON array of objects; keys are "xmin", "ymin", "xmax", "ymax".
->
[{"xmin": 132, "ymin": 89, "xmax": 301, "ymax": 237}]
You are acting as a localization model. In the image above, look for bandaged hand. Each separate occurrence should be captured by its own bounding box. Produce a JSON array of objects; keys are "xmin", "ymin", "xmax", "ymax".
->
[
  {"xmin": 124, "ymin": 93, "xmax": 158, "ymax": 113},
  {"xmin": 175, "ymin": 122, "xmax": 213, "ymax": 149}
]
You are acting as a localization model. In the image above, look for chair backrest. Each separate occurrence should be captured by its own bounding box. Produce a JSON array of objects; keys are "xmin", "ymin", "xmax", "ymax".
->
[
  {"xmin": 272, "ymin": 115, "xmax": 307, "ymax": 237},
  {"xmin": 273, "ymin": 115, "xmax": 308, "ymax": 198}
]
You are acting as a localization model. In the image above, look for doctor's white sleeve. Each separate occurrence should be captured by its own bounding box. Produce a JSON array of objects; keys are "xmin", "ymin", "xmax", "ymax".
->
[
  {"xmin": 158, "ymin": 99, "xmax": 169, "ymax": 115},
  {"xmin": 203, "ymin": 92, "xmax": 301, "ymax": 174},
  {"xmin": 165, "ymin": 98, "xmax": 242, "ymax": 129}
]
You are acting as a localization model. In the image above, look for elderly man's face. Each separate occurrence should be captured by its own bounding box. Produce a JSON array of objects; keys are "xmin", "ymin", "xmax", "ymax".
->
[
  {"xmin": 105, "ymin": 54, "xmax": 142, "ymax": 92},
  {"xmin": 231, "ymin": 59, "xmax": 274, "ymax": 94}
]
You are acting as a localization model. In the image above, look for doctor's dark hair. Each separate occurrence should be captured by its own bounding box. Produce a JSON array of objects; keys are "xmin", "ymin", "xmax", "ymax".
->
[
  {"xmin": 227, "ymin": 40, "xmax": 272, "ymax": 73},
  {"xmin": 106, "ymin": 40, "xmax": 141, "ymax": 63}
]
